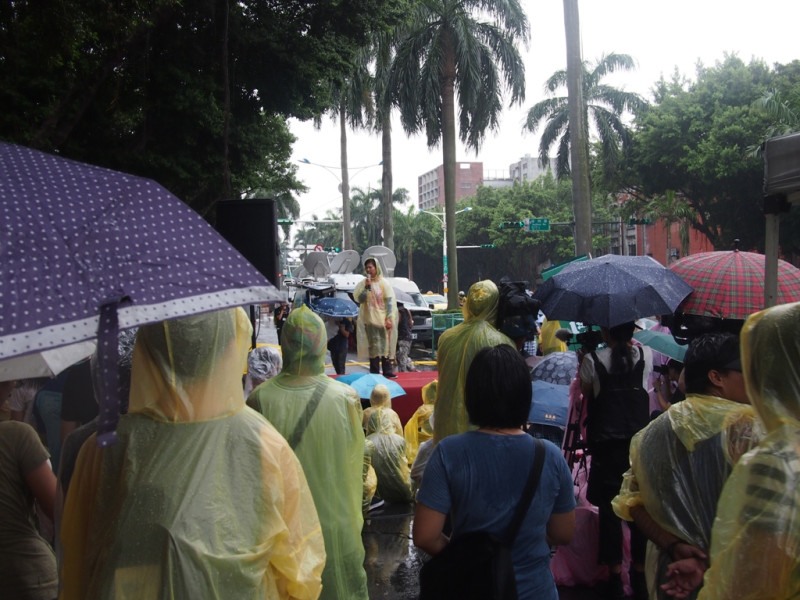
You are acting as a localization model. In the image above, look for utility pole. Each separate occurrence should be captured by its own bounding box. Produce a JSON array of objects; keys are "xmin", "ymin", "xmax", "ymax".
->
[{"xmin": 563, "ymin": 0, "xmax": 593, "ymax": 257}]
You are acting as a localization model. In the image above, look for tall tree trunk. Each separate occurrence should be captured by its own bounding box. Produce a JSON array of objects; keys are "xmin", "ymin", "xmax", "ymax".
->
[
  {"xmin": 221, "ymin": 0, "xmax": 232, "ymax": 201},
  {"xmin": 441, "ymin": 31, "xmax": 459, "ymax": 310},
  {"xmin": 381, "ymin": 118, "xmax": 394, "ymax": 250},
  {"xmin": 407, "ymin": 244, "xmax": 414, "ymax": 280},
  {"xmin": 563, "ymin": 0, "xmax": 592, "ymax": 256},
  {"xmin": 339, "ymin": 104, "xmax": 352, "ymax": 250}
]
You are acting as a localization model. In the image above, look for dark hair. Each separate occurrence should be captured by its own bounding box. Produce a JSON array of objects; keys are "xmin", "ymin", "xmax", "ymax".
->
[
  {"xmin": 683, "ymin": 332, "xmax": 740, "ymax": 395},
  {"xmin": 465, "ymin": 345, "xmax": 531, "ymax": 428},
  {"xmin": 364, "ymin": 258, "xmax": 376, "ymax": 268},
  {"xmin": 607, "ymin": 321, "xmax": 636, "ymax": 373}
]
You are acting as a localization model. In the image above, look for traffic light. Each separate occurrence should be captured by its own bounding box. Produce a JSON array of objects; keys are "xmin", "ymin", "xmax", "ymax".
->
[
  {"xmin": 628, "ymin": 217, "xmax": 651, "ymax": 225},
  {"xmin": 480, "ymin": 244, "xmax": 496, "ymax": 248},
  {"xmin": 498, "ymin": 221, "xmax": 523, "ymax": 229},
  {"xmin": 324, "ymin": 246, "xmax": 341, "ymax": 252}
]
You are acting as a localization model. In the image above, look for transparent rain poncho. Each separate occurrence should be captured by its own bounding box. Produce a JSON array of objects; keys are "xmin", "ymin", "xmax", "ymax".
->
[
  {"xmin": 247, "ymin": 305, "xmax": 368, "ymax": 600},
  {"xmin": 243, "ymin": 345, "xmax": 283, "ymax": 398},
  {"xmin": 698, "ymin": 301, "xmax": 800, "ymax": 600},
  {"xmin": 362, "ymin": 438, "xmax": 378, "ymax": 513},
  {"xmin": 403, "ymin": 379, "xmax": 436, "ymax": 465},
  {"xmin": 366, "ymin": 408, "xmax": 413, "ymax": 504},
  {"xmin": 362, "ymin": 384, "xmax": 402, "ymax": 435},
  {"xmin": 433, "ymin": 280, "xmax": 515, "ymax": 442},
  {"xmin": 353, "ymin": 258, "xmax": 398, "ymax": 359},
  {"xmin": 60, "ymin": 308, "xmax": 325, "ymax": 600},
  {"xmin": 612, "ymin": 389, "xmax": 762, "ymax": 598}
]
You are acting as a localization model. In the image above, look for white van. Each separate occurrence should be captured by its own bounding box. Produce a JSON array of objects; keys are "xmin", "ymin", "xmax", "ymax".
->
[{"xmin": 385, "ymin": 276, "xmax": 433, "ymax": 346}]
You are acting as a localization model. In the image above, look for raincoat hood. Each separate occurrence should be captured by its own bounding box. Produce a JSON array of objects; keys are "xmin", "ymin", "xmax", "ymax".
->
[
  {"xmin": 463, "ymin": 279, "xmax": 500, "ymax": 325},
  {"xmin": 741, "ymin": 300, "xmax": 800, "ymax": 433},
  {"xmin": 363, "ymin": 256, "xmax": 385, "ymax": 279},
  {"xmin": 129, "ymin": 307, "xmax": 250, "ymax": 422},
  {"xmin": 421, "ymin": 380, "xmax": 437, "ymax": 405},
  {"xmin": 281, "ymin": 305, "xmax": 326, "ymax": 376},
  {"xmin": 369, "ymin": 384, "xmax": 392, "ymax": 409}
]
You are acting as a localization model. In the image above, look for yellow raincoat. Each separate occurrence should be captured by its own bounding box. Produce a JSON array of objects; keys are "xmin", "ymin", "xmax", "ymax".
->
[
  {"xmin": 698, "ymin": 301, "xmax": 800, "ymax": 600},
  {"xmin": 362, "ymin": 384, "xmax": 402, "ymax": 435},
  {"xmin": 612, "ymin": 392, "xmax": 762, "ymax": 599},
  {"xmin": 362, "ymin": 438, "xmax": 377, "ymax": 514},
  {"xmin": 433, "ymin": 280, "xmax": 514, "ymax": 442},
  {"xmin": 403, "ymin": 379, "xmax": 436, "ymax": 465},
  {"xmin": 60, "ymin": 308, "xmax": 325, "ymax": 600},
  {"xmin": 247, "ymin": 306, "xmax": 368, "ymax": 600},
  {"xmin": 366, "ymin": 409, "xmax": 413, "ymax": 504},
  {"xmin": 539, "ymin": 318, "xmax": 568, "ymax": 354},
  {"xmin": 354, "ymin": 258, "xmax": 398, "ymax": 360}
]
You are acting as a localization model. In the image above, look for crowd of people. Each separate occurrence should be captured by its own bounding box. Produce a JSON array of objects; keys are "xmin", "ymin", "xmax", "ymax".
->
[{"xmin": 1, "ymin": 254, "xmax": 798, "ymax": 599}]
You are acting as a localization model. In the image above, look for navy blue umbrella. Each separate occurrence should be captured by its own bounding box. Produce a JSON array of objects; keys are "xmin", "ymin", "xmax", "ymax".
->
[
  {"xmin": 0, "ymin": 142, "xmax": 280, "ymax": 444},
  {"xmin": 309, "ymin": 296, "xmax": 359, "ymax": 318},
  {"xmin": 533, "ymin": 254, "xmax": 693, "ymax": 328},
  {"xmin": 529, "ymin": 380, "xmax": 570, "ymax": 429}
]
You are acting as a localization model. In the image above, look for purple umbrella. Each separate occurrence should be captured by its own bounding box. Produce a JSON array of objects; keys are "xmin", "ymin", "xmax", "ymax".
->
[{"xmin": 0, "ymin": 142, "xmax": 281, "ymax": 444}]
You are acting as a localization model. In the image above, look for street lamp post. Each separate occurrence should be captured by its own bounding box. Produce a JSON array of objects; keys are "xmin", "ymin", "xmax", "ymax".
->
[
  {"xmin": 298, "ymin": 158, "xmax": 381, "ymax": 251},
  {"xmin": 420, "ymin": 206, "xmax": 472, "ymax": 304}
]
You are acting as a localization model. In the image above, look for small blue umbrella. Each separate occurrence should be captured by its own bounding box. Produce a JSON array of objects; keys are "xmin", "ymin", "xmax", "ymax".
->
[
  {"xmin": 529, "ymin": 380, "xmax": 570, "ymax": 429},
  {"xmin": 309, "ymin": 296, "xmax": 359, "ymax": 318},
  {"xmin": 336, "ymin": 372, "xmax": 406, "ymax": 399}
]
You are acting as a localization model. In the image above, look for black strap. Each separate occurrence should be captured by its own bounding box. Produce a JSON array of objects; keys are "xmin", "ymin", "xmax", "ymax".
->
[
  {"xmin": 287, "ymin": 379, "xmax": 331, "ymax": 450},
  {"xmin": 504, "ymin": 437, "xmax": 546, "ymax": 545}
]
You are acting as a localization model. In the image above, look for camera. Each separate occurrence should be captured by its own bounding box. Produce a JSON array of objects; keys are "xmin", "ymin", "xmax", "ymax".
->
[
  {"xmin": 576, "ymin": 329, "xmax": 603, "ymax": 351},
  {"xmin": 653, "ymin": 364, "xmax": 671, "ymax": 376}
]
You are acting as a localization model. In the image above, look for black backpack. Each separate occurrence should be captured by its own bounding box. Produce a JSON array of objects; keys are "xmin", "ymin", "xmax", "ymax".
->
[
  {"xmin": 586, "ymin": 347, "xmax": 650, "ymax": 445},
  {"xmin": 418, "ymin": 438, "xmax": 545, "ymax": 600}
]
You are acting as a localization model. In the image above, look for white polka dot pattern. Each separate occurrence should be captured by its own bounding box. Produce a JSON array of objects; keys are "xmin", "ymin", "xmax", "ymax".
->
[{"xmin": 0, "ymin": 142, "xmax": 282, "ymax": 361}]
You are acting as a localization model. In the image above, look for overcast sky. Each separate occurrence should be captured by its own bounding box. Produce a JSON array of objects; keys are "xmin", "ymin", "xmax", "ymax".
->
[{"xmin": 288, "ymin": 0, "xmax": 800, "ymax": 222}]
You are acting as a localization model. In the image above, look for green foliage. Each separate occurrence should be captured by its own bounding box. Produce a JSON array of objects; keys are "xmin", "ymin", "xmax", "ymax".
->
[
  {"xmin": 0, "ymin": 0, "xmax": 404, "ymax": 217},
  {"xmin": 524, "ymin": 53, "xmax": 648, "ymax": 181},
  {"xmin": 628, "ymin": 55, "xmax": 800, "ymax": 251}
]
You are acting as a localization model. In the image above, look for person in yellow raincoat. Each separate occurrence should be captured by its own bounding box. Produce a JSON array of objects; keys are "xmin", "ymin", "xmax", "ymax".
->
[
  {"xmin": 354, "ymin": 257, "xmax": 398, "ymax": 378},
  {"xmin": 60, "ymin": 308, "xmax": 325, "ymax": 600},
  {"xmin": 366, "ymin": 408, "xmax": 414, "ymax": 505},
  {"xmin": 433, "ymin": 280, "xmax": 514, "ymax": 442},
  {"xmin": 247, "ymin": 305, "xmax": 369, "ymax": 600},
  {"xmin": 663, "ymin": 301, "xmax": 800, "ymax": 600},
  {"xmin": 362, "ymin": 384, "xmax": 402, "ymax": 435},
  {"xmin": 612, "ymin": 332, "xmax": 762, "ymax": 600},
  {"xmin": 539, "ymin": 318, "xmax": 568, "ymax": 355},
  {"xmin": 404, "ymin": 379, "xmax": 436, "ymax": 465}
]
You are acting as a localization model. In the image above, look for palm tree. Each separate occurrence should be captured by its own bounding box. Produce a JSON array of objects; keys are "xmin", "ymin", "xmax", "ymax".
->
[
  {"xmin": 324, "ymin": 58, "xmax": 375, "ymax": 250},
  {"xmin": 391, "ymin": 0, "xmax": 528, "ymax": 309},
  {"xmin": 370, "ymin": 30, "xmax": 400, "ymax": 252},
  {"xmin": 525, "ymin": 53, "xmax": 648, "ymax": 181},
  {"xmin": 748, "ymin": 88, "xmax": 800, "ymax": 155}
]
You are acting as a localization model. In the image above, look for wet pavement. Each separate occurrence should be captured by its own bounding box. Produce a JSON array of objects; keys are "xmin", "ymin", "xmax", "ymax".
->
[{"xmin": 256, "ymin": 312, "xmax": 604, "ymax": 600}]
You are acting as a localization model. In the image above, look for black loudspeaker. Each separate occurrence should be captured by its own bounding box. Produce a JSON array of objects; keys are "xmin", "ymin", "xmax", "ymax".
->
[{"xmin": 215, "ymin": 198, "xmax": 280, "ymax": 287}]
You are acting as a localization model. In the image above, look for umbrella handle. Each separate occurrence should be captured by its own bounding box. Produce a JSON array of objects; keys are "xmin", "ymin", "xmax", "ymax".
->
[{"xmin": 96, "ymin": 297, "xmax": 124, "ymax": 447}]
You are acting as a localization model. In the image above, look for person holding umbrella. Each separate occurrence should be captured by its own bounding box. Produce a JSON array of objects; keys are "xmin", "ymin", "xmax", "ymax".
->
[
  {"xmin": 354, "ymin": 257, "xmax": 398, "ymax": 378},
  {"xmin": 579, "ymin": 321, "xmax": 653, "ymax": 600}
]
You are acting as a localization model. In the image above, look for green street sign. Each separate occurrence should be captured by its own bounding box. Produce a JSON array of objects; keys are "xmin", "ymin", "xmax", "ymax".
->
[{"xmin": 527, "ymin": 217, "xmax": 550, "ymax": 232}]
